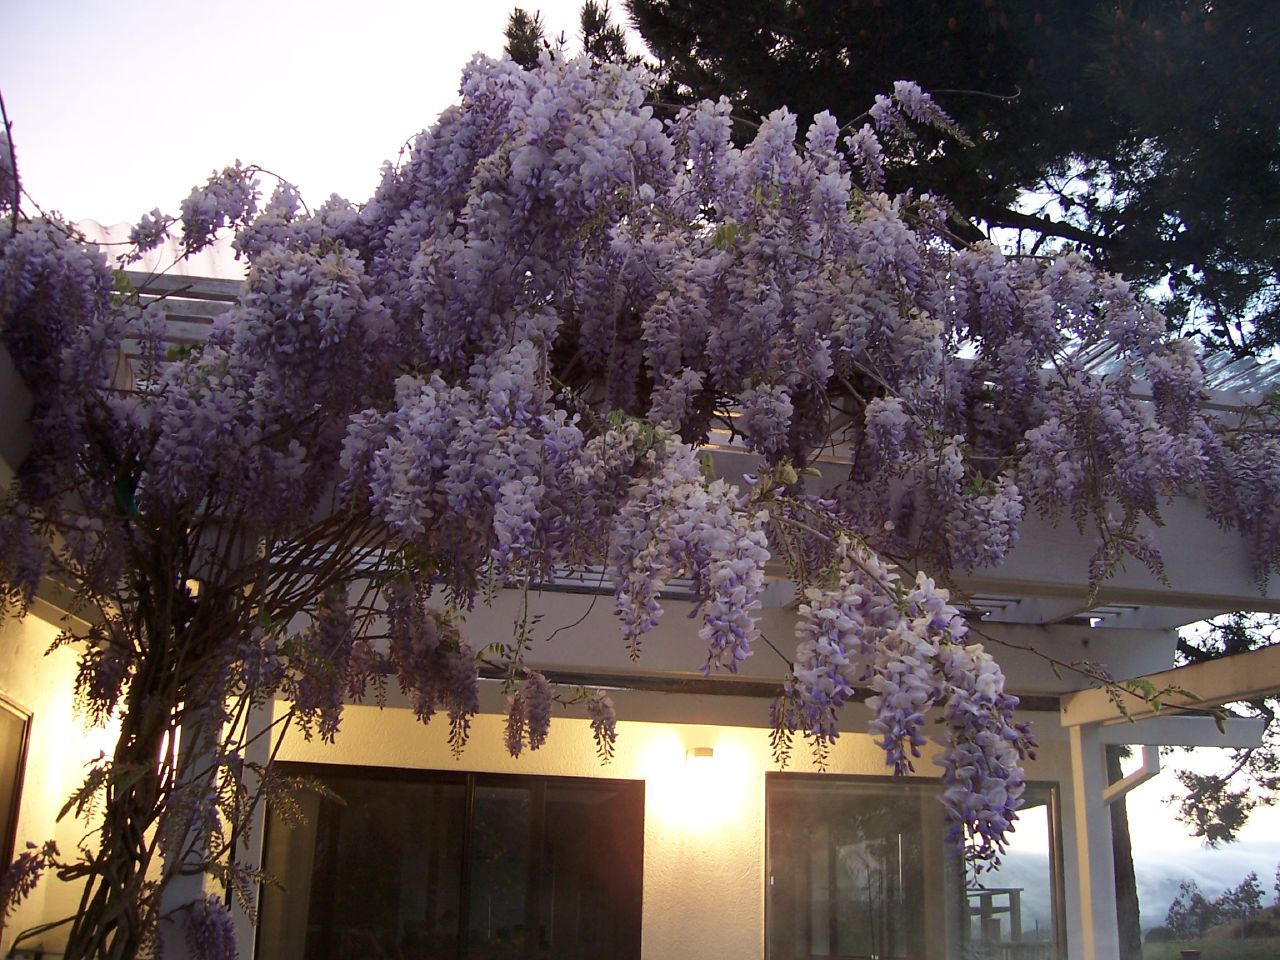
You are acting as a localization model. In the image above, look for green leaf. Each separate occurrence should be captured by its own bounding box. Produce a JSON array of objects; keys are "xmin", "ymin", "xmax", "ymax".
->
[{"xmin": 712, "ymin": 221, "xmax": 741, "ymax": 250}]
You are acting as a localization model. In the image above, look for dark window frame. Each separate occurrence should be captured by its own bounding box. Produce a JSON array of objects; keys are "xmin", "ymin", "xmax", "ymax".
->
[
  {"xmin": 0, "ymin": 693, "xmax": 32, "ymax": 871},
  {"xmin": 764, "ymin": 772, "xmax": 1066, "ymax": 960},
  {"xmin": 258, "ymin": 762, "xmax": 645, "ymax": 960}
]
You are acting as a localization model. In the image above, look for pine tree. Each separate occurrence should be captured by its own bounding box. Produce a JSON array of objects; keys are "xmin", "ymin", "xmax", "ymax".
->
[
  {"xmin": 1173, "ymin": 614, "xmax": 1279, "ymax": 844},
  {"xmin": 1165, "ymin": 880, "xmax": 1215, "ymax": 940}
]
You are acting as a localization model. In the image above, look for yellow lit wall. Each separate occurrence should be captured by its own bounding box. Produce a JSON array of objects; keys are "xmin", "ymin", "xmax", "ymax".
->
[
  {"xmin": 0, "ymin": 611, "xmax": 119, "ymax": 957},
  {"xmin": 0, "ymin": 606, "xmax": 1077, "ymax": 960}
]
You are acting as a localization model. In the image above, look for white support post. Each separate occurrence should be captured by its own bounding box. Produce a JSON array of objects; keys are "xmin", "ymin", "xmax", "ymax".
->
[
  {"xmin": 1068, "ymin": 723, "xmax": 1119, "ymax": 960},
  {"xmin": 233, "ymin": 702, "xmax": 274, "ymax": 960},
  {"xmin": 157, "ymin": 701, "xmax": 275, "ymax": 959},
  {"xmin": 158, "ymin": 713, "xmax": 216, "ymax": 960}
]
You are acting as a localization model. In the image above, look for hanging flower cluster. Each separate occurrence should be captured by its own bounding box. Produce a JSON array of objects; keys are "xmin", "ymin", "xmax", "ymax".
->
[
  {"xmin": 381, "ymin": 580, "xmax": 479, "ymax": 755},
  {"xmin": 775, "ymin": 539, "xmax": 1034, "ymax": 867},
  {"xmin": 0, "ymin": 841, "xmax": 57, "ymax": 931},
  {"xmin": 184, "ymin": 894, "xmax": 237, "ymax": 960},
  {"xmin": 504, "ymin": 670, "xmax": 554, "ymax": 757},
  {"xmin": 609, "ymin": 443, "xmax": 770, "ymax": 669}
]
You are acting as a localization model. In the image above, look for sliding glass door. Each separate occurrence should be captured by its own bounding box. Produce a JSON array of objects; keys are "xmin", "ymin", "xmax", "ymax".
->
[
  {"xmin": 767, "ymin": 775, "xmax": 1063, "ymax": 960},
  {"xmin": 259, "ymin": 766, "xmax": 643, "ymax": 960}
]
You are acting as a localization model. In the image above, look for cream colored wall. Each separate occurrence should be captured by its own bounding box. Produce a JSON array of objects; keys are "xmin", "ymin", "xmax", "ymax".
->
[
  {"xmin": 275, "ymin": 701, "xmax": 1075, "ymax": 960},
  {"xmin": 0, "ymin": 611, "xmax": 118, "ymax": 957}
]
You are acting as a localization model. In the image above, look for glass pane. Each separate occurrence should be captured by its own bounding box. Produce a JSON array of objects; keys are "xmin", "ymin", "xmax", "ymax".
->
[
  {"xmin": 0, "ymin": 699, "xmax": 29, "ymax": 867},
  {"xmin": 257, "ymin": 787, "xmax": 321, "ymax": 960},
  {"xmin": 468, "ymin": 785, "xmax": 532, "ymax": 959},
  {"xmin": 965, "ymin": 785, "xmax": 1061, "ymax": 960},
  {"xmin": 259, "ymin": 769, "xmax": 645, "ymax": 960},
  {"xmin": 767, "ymin": 776, "xmax": 1062, "ymax": 960},
  {"xmin": 535, "ymin": 780, "xmax": 644, "ymax": 960},
  {"xmin": 263, "ymin": 774, "xmax": 467, "ymax": 960}
]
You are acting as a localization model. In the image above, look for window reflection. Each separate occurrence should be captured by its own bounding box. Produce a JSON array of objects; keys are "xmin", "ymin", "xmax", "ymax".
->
[{"xmin": 767, "ymin": 776, "xmax": 1062, "ymax": 960}]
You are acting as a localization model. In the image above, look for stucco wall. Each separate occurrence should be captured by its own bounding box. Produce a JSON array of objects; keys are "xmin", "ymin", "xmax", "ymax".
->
[{"xmin": 0, "ymin": 611, "xmax": 119, "ymax": 957}]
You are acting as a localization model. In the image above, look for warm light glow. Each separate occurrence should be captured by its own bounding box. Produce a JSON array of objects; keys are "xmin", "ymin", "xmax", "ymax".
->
[
  {"xmin": 682, "ymin": 745, "xmax": 722, "ymax": 829},
  {"xmin": 35, "ymin": 647, "xmax": 122, "ymax": 764},
  {"xmin": 644, "ymin": 734, "xmax": 755, "ymax": 831}
]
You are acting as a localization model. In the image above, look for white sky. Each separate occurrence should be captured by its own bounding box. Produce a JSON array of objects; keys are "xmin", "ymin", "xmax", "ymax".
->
[
  {"xmin": 1126, "ymin": 746, "xmax": 1274, "ymax": 852},
  {"xmin": 5, "ymin": 0, "xmax": 1278, "ymax": 913},
  {"xmin": 3, "ymin": 0, "xmax": 591, "ymax": 225}
]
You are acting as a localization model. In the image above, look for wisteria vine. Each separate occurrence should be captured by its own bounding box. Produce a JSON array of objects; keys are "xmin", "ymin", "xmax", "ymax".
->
[{"xmin": 2, "ymin": 51, "xmax": 1278, "ymax": 955}]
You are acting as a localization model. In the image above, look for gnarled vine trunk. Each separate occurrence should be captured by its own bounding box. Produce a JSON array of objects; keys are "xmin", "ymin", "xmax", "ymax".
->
[{"xmin": 63, "ymin": 682, "xmax": 171, "ymax": 960}]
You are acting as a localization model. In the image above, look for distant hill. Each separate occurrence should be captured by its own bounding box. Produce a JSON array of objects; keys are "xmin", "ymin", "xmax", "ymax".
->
[
  {"xmin": 1203, "ymin": 904, "xmax": 1280, "ymax": 940},
  {"xmin": 1132, "ymin": 842, "xmax": 1280, "ymax": 932}
]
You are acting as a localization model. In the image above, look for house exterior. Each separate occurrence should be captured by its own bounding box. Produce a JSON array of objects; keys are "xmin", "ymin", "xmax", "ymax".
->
[{"xmin": 1, "ymin": 270, "xmax": 1277, "ymax": 960}]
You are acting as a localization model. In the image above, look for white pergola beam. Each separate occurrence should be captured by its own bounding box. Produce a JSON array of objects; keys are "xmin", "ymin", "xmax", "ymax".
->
[
  {"xmin": 1096, "ymin": 714, "xmax": 1267, "ymax": 748},
  {"xmin": 1060, "ymin": 643, "xmax": 1280, "ymax": 727},
  {"xmin": 956, "ymin": 572, "xmax": 1280, "ymax": 617},
  {"xmin": 1102, "ymin": 606, "xmax": 1232, "ymax": 631},
  {"xmin": 713, "ymin": 446, "xmax": 1280, "ymax": 617},
  {"xmin": 982, "ymin": 597, "xmax": 1092, "ymax": 625},
  {"xmin": 1102, "ymin": 746, "xmax": 1160, "ymax": 806}
]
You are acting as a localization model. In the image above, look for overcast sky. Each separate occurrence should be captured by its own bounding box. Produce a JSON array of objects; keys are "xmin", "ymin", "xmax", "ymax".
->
[
  {"xmin": 3, "ymin": 0, "xmax": 591, "ymax": 224},
  {"xmin": 6, "ymin": 0, "xmax": 1278, "ymax": 918}
]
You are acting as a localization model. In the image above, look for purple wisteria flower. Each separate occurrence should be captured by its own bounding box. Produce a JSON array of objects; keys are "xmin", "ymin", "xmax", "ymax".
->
[
  {"xmin": 609, "ymin": 443, "xmax": 770, "ymax": 671},
  {"xmin": 0, "ymin": 49, "xmax": 1266, "ymax": 905},
  {"xmin": 185, "ymin": 894, "xmax": 237, "ymax": 960},
  {"xmin": 126, "ymin": 208, "xmax": 169, "ymax": 257},
  {"xmin": 523, "ymin": 671, "xmax": 553, "ymax": 750},
  {"xmin": 180, "ymin": 162, "xmax": 259, "ymax": 254},
  {"xmin": 505, "ymin": 689, "xmax": 528, "ymax": 758},
  {"xmin": 385, "ymin": 581, "xmax": 479, "ymax": 755},
  {"xmin": 0, "ymin": 841, "xmax": 57, "ymax": 924},
  {"xmin": 501, "ymin": 671, "xmax": 556, "ymax": 758},
  {"xmin": 587, "ymin": 690, "xmax": 618, "ymax": 762},
  {"xmin": 783, "ymin": 539, "xmax": 1035, "ymax": 867}
]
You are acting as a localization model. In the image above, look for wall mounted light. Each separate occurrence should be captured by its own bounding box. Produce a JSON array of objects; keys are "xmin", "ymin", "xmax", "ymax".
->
[
  {"xmin": 682, "ymin": 746, "xmax": 720, "ymax": 829},
  {"xmin": 686, "ymin": 746, "xmax": 715, "ymax": 766}
]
